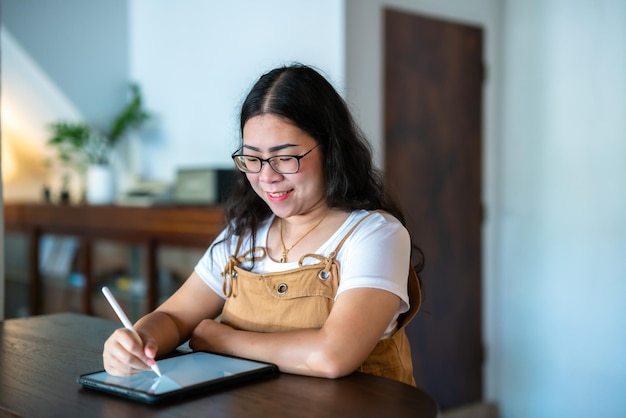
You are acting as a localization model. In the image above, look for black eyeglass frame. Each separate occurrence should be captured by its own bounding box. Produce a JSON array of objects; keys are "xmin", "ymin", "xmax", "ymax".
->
[{"xmin": 231, "ymin": 144, "xmax": 320, "ymax": 174}]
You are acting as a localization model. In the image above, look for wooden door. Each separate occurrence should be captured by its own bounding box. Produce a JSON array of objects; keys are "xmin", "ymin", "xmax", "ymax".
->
[{"xmin": 384, "ymin": 9, "xmax": 484, "ymax": 409}]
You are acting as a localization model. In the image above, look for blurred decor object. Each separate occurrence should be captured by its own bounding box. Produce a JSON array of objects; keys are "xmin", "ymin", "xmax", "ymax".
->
[
  {"xmin": 173, "ymin": 168, "xmax": 218, "ymax": 204},
  {"xmin": 86, "ymin": 164, "xmax": 115, "ymax": 205},
  {"xmin": 173, "ymin": 168, "xmax": 237, "ymax": 205},
  {"xmin": 116, "ymin": 180, "xmax": 170, "ymax": 207},
  {"xmin": 46, "ymin": 83, "xmax": 150, "ymax": 204}
]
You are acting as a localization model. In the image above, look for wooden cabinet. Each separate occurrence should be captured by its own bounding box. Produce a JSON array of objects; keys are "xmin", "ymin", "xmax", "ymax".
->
[{"xmin": 3, "ymin": 203, "xmax": 225, "ymax": 318}]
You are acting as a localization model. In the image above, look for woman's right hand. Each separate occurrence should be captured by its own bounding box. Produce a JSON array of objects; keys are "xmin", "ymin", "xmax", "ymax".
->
[{"xmin": 102, "ymin": 327, "xmax": 159, "ymax": 376}]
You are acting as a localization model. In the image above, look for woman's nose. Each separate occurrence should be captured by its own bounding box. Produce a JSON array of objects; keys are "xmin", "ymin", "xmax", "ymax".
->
[{"xmin": 258, "ymin": 161, "xmax": 283, "ymax": 182}]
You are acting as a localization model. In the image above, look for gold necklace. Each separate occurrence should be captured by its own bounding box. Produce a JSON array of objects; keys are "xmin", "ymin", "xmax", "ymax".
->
[{"xmin": 279, "ymin": 212, "xmax": 329, "ymax": 263}]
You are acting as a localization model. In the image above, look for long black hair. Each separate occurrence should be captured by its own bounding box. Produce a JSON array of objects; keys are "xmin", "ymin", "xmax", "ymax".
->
[{"xmin": 222, "ymin": 63, "xmax": 421, "ymax": 269}]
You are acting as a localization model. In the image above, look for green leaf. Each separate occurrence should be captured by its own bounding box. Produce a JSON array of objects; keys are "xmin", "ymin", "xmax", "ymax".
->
[
  {"xmin": 45, "ymin": 83, "xmax": 150, "ymax": 170},
  {"xmin": 108, "ymin": 83, "xmax": 150, "ymax": 145}
]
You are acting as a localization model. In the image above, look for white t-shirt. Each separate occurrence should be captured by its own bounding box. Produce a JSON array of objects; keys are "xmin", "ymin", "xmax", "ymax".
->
[{"xmin": 194, "ymin": 210, "xmax": 411, "ymax": 337}]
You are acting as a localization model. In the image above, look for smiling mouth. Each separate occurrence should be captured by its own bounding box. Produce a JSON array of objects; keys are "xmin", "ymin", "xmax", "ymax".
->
[{"xmin": 267, "ymin": 190, "xmax": 292, "ymax": 201}]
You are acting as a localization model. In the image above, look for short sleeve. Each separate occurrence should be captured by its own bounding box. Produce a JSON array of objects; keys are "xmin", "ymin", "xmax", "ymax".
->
[
  {"xmin": 335, "ymin": 211, "xmax": 411, "ymax": 315},
  {"xmin": 194, "ymin": 228, "xmax": 232, "ymax": 300}
]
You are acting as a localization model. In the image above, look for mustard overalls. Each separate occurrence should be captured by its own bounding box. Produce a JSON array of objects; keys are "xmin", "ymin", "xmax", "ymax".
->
[{"xmin": 219, "ymin": 212, "xmax": 422, "ymax": 386}]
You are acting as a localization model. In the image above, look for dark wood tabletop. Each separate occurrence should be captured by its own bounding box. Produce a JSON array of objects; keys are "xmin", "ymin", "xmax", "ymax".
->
[{"xmin": 0, "ymin": 313, "xmax": 439, "ymax": 417}]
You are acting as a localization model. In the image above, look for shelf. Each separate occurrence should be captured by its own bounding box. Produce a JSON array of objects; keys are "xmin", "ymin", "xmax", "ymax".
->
[
  {"xmin": 4, "ymin": 203, "xmax": 225, "ymax": 247},
  {"xmin": 3, "ymin": 203, "xmax": 225, "ymax": 317}
]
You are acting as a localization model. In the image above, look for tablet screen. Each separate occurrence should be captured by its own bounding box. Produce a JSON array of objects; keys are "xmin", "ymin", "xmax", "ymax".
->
[{"xmin": 78, "ymin": 351, "xmax": 277, "ymax": 403}]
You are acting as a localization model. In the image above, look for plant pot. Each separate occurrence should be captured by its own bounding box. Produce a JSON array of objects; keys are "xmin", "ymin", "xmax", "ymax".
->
[{"xmin": 86, "ymin": 164, "xmax": 115, "ymax": 205}]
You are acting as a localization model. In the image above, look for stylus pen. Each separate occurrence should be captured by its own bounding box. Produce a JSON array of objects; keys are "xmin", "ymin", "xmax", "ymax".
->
[{"xmin": 101, "ymin": 286, "xmax": 162, "ymax": 377}]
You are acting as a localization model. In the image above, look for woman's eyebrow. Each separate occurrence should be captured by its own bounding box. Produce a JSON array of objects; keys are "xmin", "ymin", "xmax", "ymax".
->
[{"xmin": 242, "ymin": 143, "xmax": 298, "ymax": 153}]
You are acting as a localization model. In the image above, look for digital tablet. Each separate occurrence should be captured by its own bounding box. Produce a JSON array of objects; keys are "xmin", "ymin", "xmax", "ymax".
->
[{"xmin": 77, "ymin": 351, "xmax": 278, "ymax": 404}]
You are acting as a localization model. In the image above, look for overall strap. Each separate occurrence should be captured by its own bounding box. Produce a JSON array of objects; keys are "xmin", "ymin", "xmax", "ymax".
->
[
  {"xmin": 221, "ymin": 236, "xmax": 266, "ymax": 297},
  {"xmin": 301, "ymin": 209, "xmax": 422, "ymax": 328},
  {"xmin": 297, "ymin": 211, "xmax": 379, "ymax": 279},
  {"xmin": 332, "ymin": 210, "xmax": 380, "ymax": 254}
]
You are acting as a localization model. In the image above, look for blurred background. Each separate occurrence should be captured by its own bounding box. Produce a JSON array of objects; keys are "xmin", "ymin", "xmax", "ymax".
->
[{"xmin": 1, "ymin": 1, "xmax": 625, "ymax": 417}]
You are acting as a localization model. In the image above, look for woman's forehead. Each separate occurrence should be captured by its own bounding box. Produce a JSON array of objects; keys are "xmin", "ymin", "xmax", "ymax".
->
[{"xmin": 242, "ymin": 115, "xmax": 314, "ymax": 149}]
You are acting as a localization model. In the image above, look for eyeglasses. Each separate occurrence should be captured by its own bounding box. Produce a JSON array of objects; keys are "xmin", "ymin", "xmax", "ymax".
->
[{"xmin": 231, "ymin": 144, "xmax": 319, "ymax": 174}]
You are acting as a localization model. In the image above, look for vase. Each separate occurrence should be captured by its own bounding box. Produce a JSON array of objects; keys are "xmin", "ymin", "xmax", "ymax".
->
[{"xmin": 86, "ymin": 164, "xmax": 115, "ymax": 204}]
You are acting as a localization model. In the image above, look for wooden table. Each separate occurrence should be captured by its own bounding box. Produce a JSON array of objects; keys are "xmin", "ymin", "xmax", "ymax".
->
[{"xmin": 0, "ymin": 313, "xmax": 440, "ymax": 417}]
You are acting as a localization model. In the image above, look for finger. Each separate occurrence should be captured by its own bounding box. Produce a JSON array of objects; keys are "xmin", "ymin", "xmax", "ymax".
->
[
  {"xmin": 118, "ymin": 329, "xmax": 156, "ymax": 363},
  {"xmin": 103, "ymin": 329, "xmax": 151, "ymax": 375},
  {"xmin": 142, "ymin": 337, "xmax": 159, "ymax": 362},
  {"xmin": 104, "ymin": 341, "xmax": 151, "ymax": 375},
  {"xmin": 104, "ymin": 352, "xmax": 143, "ymax": 376},
  {"xmin": 106, "ymin": 337, "xmax": 150, "ymax": 370},
  {"xmin": 115, "ymin": 328, "xmax": 144, "ymax": 353}
]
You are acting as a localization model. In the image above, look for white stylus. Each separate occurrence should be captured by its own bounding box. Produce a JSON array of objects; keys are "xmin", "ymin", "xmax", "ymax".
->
[{"xmin": 101, "ymin": 286, "xmax": 162, "ymax": 377}]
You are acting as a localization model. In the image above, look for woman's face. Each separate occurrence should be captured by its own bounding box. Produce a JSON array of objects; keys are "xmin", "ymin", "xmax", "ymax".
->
[{"xmin": 241, "ymin": 114, "xmax": 326, "ymax": 219}]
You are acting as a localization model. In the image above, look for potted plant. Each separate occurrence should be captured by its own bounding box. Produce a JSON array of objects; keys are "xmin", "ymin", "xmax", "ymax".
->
[{"xmin": 47, "ymin": 83, "xmax": 150, "ymax": 204}]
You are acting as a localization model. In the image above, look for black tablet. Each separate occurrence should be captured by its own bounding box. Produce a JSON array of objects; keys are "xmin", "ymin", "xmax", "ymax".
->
[{"xmin": 77, "ymin": 351, "xmax": 278, "ymax": 404}]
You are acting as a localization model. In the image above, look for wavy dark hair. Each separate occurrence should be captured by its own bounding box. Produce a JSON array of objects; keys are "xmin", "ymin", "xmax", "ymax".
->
[{"xmin": 221, "ymin": 63, "xmax": 423, "ymax": 271}]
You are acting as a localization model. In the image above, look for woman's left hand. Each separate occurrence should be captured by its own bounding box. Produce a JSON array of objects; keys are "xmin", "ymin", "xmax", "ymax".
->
[{"xmin": 189, "ymin": 319, "xmax": 234, "ymax": 353}]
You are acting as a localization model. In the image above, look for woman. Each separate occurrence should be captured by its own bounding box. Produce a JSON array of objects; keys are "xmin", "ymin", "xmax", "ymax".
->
[{"xmin": 103, "ymin": 63, "xmax": 423, "ymax": 385}]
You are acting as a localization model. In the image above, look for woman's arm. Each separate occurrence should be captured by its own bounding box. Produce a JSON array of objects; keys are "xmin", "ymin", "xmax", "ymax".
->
[
  {"xmin": 189, "ymin": 287, "xmax": 400, "ymax": 379},
  {"xmin": 140, "ymin": 271, "xmax": 225, "ymax": 353},
  {"xmin": 103, "ymin": 272, "xmax": 224, "ymax": 375}
]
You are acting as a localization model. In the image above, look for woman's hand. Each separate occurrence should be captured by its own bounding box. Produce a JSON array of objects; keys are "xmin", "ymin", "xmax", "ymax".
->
[
  {"xmin": 100, "ymin": 273, "xmax": 226, "ymax": 376},
  {"xmin": 189, "ymin": 319, "xmax": 235, "ymax": 353},
  {"xmin": 103, "ymin": 328, "xmax": 159, "ymax": 376}
]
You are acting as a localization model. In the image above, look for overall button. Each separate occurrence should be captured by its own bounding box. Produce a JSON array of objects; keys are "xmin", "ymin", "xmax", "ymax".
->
[
  {"xmin": 276, "ymin": 283, "xmax": 288, "ymax": 295},
  {"xmin": 318, "ymin": 270, "xmax": 331, "ymax": 281}
]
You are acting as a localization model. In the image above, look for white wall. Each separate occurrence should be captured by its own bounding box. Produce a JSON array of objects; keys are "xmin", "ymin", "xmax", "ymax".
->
[
  {"xmin": 347, "ymin": 1, "xmax": 626, "ymax": 417},
  {"xmin": 1, "ymin": 0, "xmax": 345, "ymax": 198},
  {"xmin": 129, "ymin": 0, "xmax": 345, "ymax": 183},
  {"xmin": 2, "ymin": 0, "xmax": 129, "ymax": 128},
  {"xmin": 497, "ymin": 1, "xmax": 626, "ymax": 417},
  {"xmin": 1, "ymin": 28, "xmax": 83, "ymax": 201}
]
